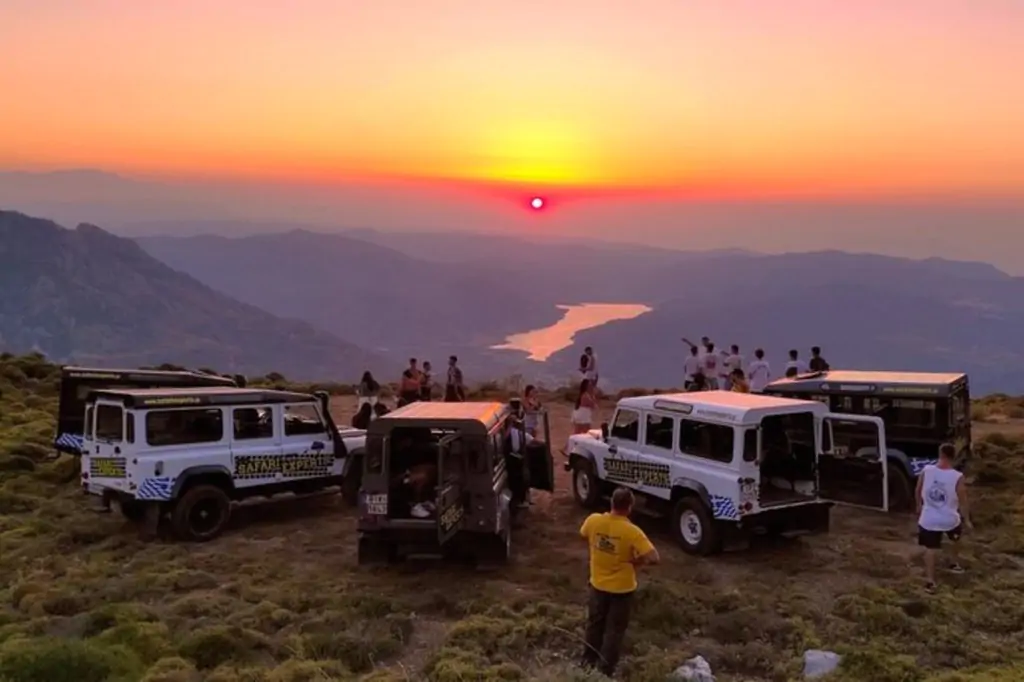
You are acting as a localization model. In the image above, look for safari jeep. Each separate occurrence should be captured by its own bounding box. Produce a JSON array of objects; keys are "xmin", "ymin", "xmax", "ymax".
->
[
  {"xmin": 356, "ymin": 401, "xmax": 554, "ymax": 565},
  {"xmin": 80, "ymin": 387, "xmax": 366, "ymax": 541},
  {"xmin": 564, "ymin": 391, "xmax": 889, "ymax": 555},
  {"xmin": 764, "ymin": 370, "xmax": 971, "ymax": 510}
]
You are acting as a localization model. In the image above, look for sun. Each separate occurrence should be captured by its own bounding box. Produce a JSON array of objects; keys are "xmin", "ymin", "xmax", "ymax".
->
[{"xmin": 530, "ymin": 197, "xmax": 545, "ymax": 210}]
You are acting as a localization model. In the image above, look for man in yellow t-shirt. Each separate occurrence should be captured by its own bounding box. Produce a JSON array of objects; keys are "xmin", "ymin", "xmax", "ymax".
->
[{"xmin": 579, "ymin": 487, "xmax": 660, "ymax": 677}]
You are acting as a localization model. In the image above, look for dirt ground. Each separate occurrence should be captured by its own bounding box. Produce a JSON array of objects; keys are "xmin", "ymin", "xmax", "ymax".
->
[{"xmin": 1, "ymin": 395, "xmax": 1023, "ymax": 682}]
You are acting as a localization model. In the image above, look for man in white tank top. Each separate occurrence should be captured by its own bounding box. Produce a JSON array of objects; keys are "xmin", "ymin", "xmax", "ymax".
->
[{"xmin": 916, "ymin": 443, "xmax": 972, "ymax": 593}]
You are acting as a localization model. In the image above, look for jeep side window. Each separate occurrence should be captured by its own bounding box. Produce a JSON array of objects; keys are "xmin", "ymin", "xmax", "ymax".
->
[
  {"xmin": 146, "ymin": 408, "xmax": 224, "ymax": 447},
  {"xmin": 233, "ymin": 407, "xmax": 274, "ymax": 440},
  {"xmin": 678, "ymin": 418, "xmax": 734, "ymax": 464},
  {"xmin": 283, "ymin": 404, "xmax": 327, "ymax": 436},
  {"xmin": 644, "ymin": 413, "xmax": 675, "ymax": 451},
  {"xmin": 743, "ymin": 428, "xmax": 758, "ymax": 462},
  {"xmin": 609, "ymin": 409, "xmax": 640, "ymax": 442},
  {"xmin": 95, "ymin": 404, "xmax": 124, "ymax": 442}
]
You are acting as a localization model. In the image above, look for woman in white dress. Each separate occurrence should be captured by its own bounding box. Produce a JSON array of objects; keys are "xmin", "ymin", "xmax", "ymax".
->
[{"xmin": 571, "ymin": 379, "xmax": 598, "ymax": 435}]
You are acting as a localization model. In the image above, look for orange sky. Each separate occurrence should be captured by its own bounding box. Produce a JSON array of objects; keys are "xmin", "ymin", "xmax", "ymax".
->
[{"xmin": 2, "ymin": 0, "xmax": 1023, "ymax": 196}]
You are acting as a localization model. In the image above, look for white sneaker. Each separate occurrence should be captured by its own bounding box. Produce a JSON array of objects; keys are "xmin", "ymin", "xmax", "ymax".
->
[{"xmin": 410, "ymin": 503, "xmax": 431, "ymax": 519}]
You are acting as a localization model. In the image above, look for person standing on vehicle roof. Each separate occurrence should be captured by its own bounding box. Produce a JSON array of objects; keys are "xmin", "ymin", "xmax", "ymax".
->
[
  {"xmin": 580, "ymin": 488, "xmax": 659, "ymax": 678},
  {"xmin": 809, "ymin": 346, "xmax": 830, "ymax": 372},
  {"xmin": 917, "ymin": 443, "xmax": 971, "ymax": 593},
  {"xmin": 444, "ymin": 355, "xmax": 465, "ymax": 402}
]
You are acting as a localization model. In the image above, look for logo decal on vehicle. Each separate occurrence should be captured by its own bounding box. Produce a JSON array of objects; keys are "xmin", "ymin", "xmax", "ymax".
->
[
  {"xmin": 604, "ymin": 459, "xmax": 670, "ymax": 488},
  {"xmin": 234, "ymin": 452, "xmax": 334, "ymax": 479}
]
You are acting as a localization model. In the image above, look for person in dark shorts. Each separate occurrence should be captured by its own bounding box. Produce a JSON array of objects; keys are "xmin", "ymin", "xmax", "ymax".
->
[
  {"xmin": 444, "ymin": 355, "xmax": 465, "ymax": 402},
  {"xmin": 420, "ymin": 361, "xmax": 434, "ymax": 401},
  {"xmin": 916, "ymin": 443, "xmax": 972, "ymax": 593},
  {"xmin": 579, "ymin": 488, "xmax": 659, "ymax": 677}
]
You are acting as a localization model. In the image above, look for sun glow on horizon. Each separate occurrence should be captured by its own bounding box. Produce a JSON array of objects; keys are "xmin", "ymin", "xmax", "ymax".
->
[{"xmin": 1, "ymin": 1, "xmax": 1023, "ymax": 197}]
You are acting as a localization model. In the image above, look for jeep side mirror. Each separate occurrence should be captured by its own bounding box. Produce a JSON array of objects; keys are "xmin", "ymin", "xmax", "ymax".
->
[
  {"xmin": 600, "ymin": 422, "xmax": 609, "ymax": 440},
  {"xmin": 311, "ymin": 440, "xmax": 325, "ymax": 451}
]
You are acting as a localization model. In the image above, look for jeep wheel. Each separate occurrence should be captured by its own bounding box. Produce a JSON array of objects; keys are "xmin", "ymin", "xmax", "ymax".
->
[
  {"xmin": 118, "ymin": 499, "xmax": 147, "ymax": 522},
  {"xmin": 171, "ymin": 485, "xmax": 231, "ymax": 542},
  {"xmin": 671, "ymin": 496, "xmax": 722, "ymax": 556},
  {"xmin": 887, "ymin": 464, "xmax": 913, "ymax": 513},
  {"xmin": 341, "ymin": 462, "xmax": 362, "ymax": 506},
  {"xmin": 571, "ymin": 460, "xmax": 602, "ymax": 509}
]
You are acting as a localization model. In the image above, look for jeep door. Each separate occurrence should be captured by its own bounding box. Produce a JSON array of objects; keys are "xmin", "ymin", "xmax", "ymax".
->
[
  {"xmin": 281, "ymin": 402, "xmax": 335, "ymax": 479},
  {"xmin": 436, "ymin": 434, "xmax": 466, "ymax": 545},
  {"xmin": 817, "ymin": 414, "xmax": 889, "ymax": 511},
  {"xmin": 229, "ymin": 405, "xmax": 283, "ymax": 485},
  {"xmin": 526, "ymin": 410, "xmax": 555, "ymax": 492},
  {"xmin": 85, "ymin": 399, "xmax": 130, "ymax": 493},
  {"xmin": 600, "ymin": 408, "xmax": 641, "ymax": 486}
]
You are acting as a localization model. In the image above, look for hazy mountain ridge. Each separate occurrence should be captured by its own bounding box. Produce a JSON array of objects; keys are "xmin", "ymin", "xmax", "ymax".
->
[
  {"xmin": 134, "ymin": 222, "xmax": 1024, "ymax": 393},
  {"xmin": 135, "ymin": 229, "xmax": 562, "ymax": 362},
  {"xmin": 0, "ymin": 211, "xmax": 384, "ymax": 379}
]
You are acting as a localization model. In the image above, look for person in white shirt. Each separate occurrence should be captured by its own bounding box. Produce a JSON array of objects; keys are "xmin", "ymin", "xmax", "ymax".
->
[
  {"xmin": 702, "ymin": 343, "xmax": 720, "ymax": 390},
  {"xmin": 683, "ymin": 345, "xmax": 702, "ymax": 390},
  {"xmin": 916, "ymin": 443, "xmax": 971, "ymax": 593},
  {"xmin": 722, "ymin": 345, "xmax": 743, "ymax": 390},
  {"xmin": 784, "ymin": 349, "xmax": 808, "ymax": 378},
  {"xmin": 747, "ymin": 348, "xmax": 771, "ymax": 393}
]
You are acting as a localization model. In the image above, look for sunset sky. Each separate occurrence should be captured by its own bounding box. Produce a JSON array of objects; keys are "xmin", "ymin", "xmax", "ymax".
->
[{"xmin": 2, "ymin": 0, "xmax": 1023, "ymax": 197}]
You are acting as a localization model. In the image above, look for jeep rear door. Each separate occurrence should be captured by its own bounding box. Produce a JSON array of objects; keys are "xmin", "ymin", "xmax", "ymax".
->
[
  {"xmin": 436, "ymin": 434, "xmax": 466, "ymax": 545},
  {"xmin": 85, "ymin": 400, "xmax": 130, "ymax": 490},
  {"xmin": 525, "ymin": 413, "xmax": 555, "ymax": 492},
  {"xmin": 817, "ymin": 414, "xmax": 888, "ymax": 511}
]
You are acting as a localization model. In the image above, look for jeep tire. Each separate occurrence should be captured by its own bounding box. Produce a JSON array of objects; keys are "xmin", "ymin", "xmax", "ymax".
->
[
  {"xmin": 671, "ymin": 496, "xmax": 722, "ymax": 556},
  {"xmin": 887, "ymin": 463, "xmax": 912, "ymax": 513},
  {"xmin": 171, "ymin": 485, "xmax": 231, "ymax": 542},
  {"xmin": 118, "ymin": 499, "xmax": 147, "ymax": 522},
  {"xmin": 571, "ymin": 460, "xmax": 602, "ymax": 509}
]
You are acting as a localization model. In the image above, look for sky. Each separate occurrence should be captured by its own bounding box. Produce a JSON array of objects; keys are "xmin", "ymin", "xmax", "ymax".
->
[{"xmin": 2, "ymin": 0, "xmax": 1024, "ymax": 199}]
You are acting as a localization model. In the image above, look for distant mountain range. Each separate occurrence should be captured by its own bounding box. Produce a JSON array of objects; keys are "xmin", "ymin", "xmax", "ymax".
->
[
  {"xmin": 0, "ymin": 211, "xmax": 384, "ymax": 379},
  {"xmin": 3, "ymin": 205, "xmax": 1024, "ymax": 394}
]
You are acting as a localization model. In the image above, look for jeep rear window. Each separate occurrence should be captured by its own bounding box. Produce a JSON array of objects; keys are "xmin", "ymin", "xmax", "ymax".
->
[
  {"xmin": 95, "ymin": 405, "xmax": 124, "ymax": 442},
  {"xmin": 146, "ymin": 408, "xmax": 224, "ymax": 446}
]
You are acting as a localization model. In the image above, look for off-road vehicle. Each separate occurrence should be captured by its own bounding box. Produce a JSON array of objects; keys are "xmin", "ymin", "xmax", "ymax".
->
[
  {"xmin": 356, "ymin": 401, "xmax": 554, "ymax": 565},
  {"xmin": 764, "ymin": 370, "xmax": 970, "ymax": 510},
  {"xmin": 565, "ymin": 391, "xmax": 890, "ymax": 556},
  {"xmin": 80, "ymin": 386, "xmax": 366, "ymax": 541},
  {"xmin": 55, "ymin": 366, "xmax": 242, "ymax": 455}
]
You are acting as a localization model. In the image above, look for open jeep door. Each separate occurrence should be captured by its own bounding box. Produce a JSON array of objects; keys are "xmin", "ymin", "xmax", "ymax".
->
[
  {"xmin": 436, "ymin": 433, "xmax": 466, "ymax": 545},
  {"xmin": 527, "ymin": 410, "xmax": 555, "ymax": 492},
  {"xmin": 817, "ymin": 413, "xmax": 888, "ymax": 511}
]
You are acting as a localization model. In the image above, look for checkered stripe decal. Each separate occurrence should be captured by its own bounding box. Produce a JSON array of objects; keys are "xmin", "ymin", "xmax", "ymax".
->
[
  {"xmin": 136, "ymin": 477, "xmax": 175, "ymax": 500},
  {"xmin": 54, "ymin": 432, "xmax": 84, "ymax": 451},
  {"xmin": 603, "ymin": 459, "xmax": 671, "ymax": 488},
  {"xmin": 710, "ymin": 494, "xmax": 739, "ymax": 521},
  {"xmin": 233, "ymin": 453, "xmax": 334, "ymax": 480},
  {"xmin": 909, "ymin": 458, "xmax": 938, "ymax": 476}
]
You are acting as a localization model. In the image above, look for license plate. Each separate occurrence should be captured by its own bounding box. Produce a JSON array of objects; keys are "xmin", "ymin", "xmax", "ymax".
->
[{"xmin": 364, "ymin": 493, "xmax": 387, "ymax": 515}]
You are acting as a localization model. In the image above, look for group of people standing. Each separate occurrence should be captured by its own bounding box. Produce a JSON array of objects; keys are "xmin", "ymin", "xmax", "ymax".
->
[
  {"xmin": 681, "ymin": 337, "xmax": 830, "ymax": 393},
  {"xmin": 349, "ymin": 356, "xmax": 466, "ymax": 428}
]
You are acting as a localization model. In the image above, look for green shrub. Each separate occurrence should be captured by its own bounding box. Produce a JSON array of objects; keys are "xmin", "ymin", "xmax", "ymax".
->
[{"xmin": 0, "ymin": 637, "xmax": 143, "ymax": 682}]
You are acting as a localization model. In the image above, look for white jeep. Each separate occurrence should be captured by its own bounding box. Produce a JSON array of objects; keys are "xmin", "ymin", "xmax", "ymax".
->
[
  {"xmin": 564, "ymin": 391, "xmax": 889, "ymax": 555},
  {"xmin": 80, "ymin": 387, "xmax": 366, "ymax": 541}
]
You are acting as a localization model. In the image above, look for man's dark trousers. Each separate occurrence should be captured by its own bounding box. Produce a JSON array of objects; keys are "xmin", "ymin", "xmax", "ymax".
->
[{"xmin": 582, "ymin": 584, "xmax": 633, "ymax": 676}]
